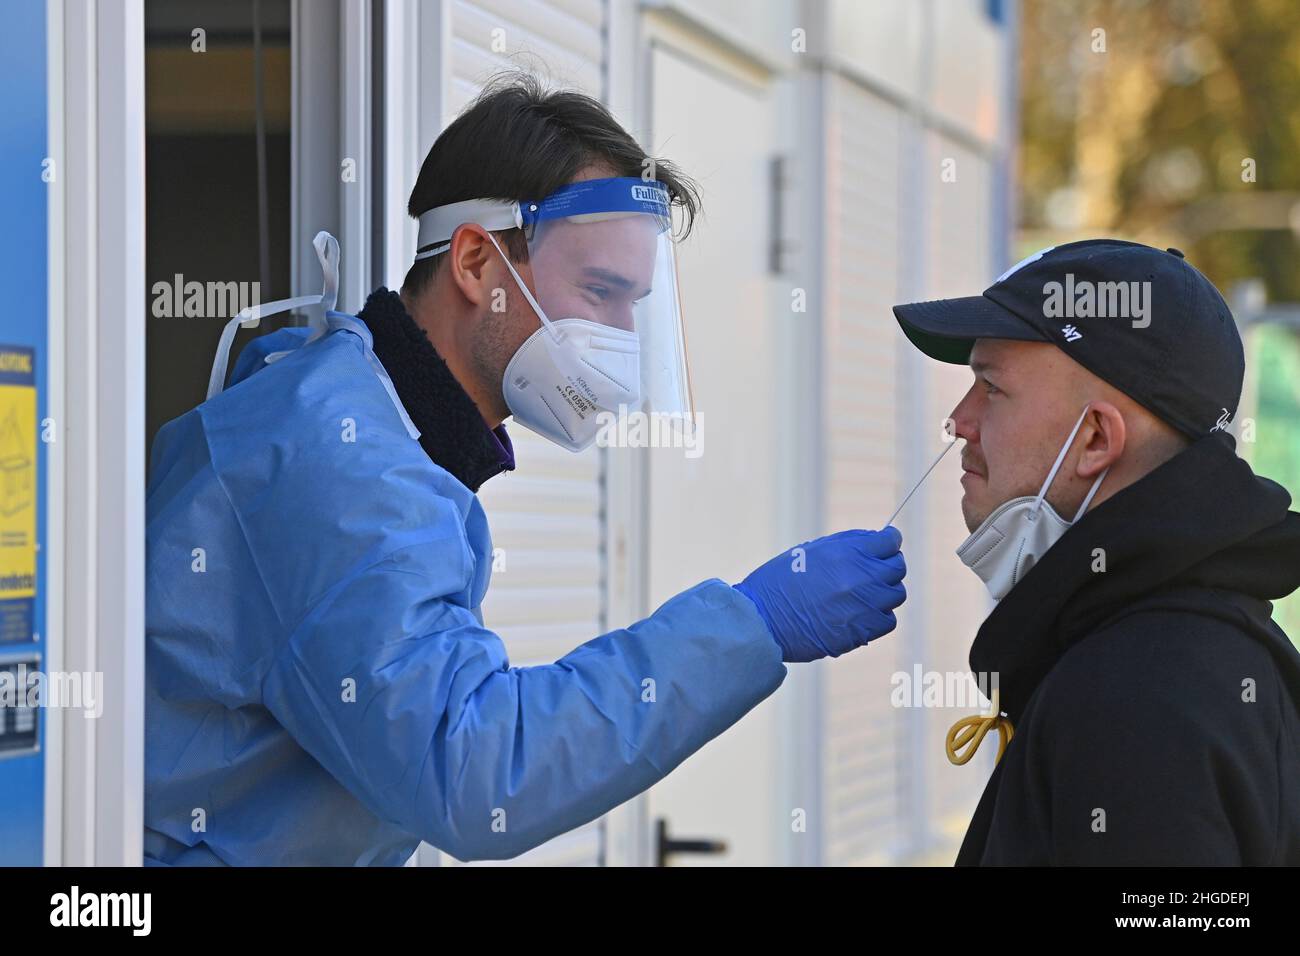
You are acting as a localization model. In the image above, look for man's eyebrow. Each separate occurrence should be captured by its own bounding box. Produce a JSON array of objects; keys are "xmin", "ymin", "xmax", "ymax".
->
[
  {"xmin": 969, "ymin": 359, "xmax": 1000, "ymax": 375},
  {"xmin": 582, "ymin": 267, "xmax": 651, "ymax": 298}
]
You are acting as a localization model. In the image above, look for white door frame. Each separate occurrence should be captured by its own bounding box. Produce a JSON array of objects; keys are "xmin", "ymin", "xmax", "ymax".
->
[
  {"xmin": 57, "ymin": 0, "xmax": 147, "ymax": 867},
  {"xmin": 601, "ymin": 0, "xmax": 655, "ymax": 868},
  {"xmin": 291, "ymin": 0, "xmax": 377, "ymax": 307},
  {"xmin": 625, "ymin": 4, "xmax": 813, "ymax": 867}
]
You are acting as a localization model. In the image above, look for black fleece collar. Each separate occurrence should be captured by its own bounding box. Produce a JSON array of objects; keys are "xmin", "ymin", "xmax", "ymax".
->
[{"xmin": 356, "ymin": 288, "xmax": 515, "ymax": 493}]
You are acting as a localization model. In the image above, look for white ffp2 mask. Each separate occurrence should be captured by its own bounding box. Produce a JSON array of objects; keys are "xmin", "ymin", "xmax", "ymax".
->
[
  {"xmin": 956, "ymin": 405, "xmax": 1110, "ymax": 601},
  {"xmin": 485, "ymin": 233, "xmax": 641, "ymax": 452}
]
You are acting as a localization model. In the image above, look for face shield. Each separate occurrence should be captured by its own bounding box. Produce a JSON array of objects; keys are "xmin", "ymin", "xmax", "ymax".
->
[{"xmin": 415, "ymin": 177, "xmax": 695, "ymax": 452}]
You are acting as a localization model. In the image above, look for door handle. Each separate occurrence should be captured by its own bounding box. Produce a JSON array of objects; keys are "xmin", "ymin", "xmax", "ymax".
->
[{"xmin": 655, "ymin": 817, "xmax": 727, "ymax": 867}]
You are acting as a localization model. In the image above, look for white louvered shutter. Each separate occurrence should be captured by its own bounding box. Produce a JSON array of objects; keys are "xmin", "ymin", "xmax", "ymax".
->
[
  {"xmin": 819, "ymin": 73, "xmax": 911, "ymax": 865},
  {"xmin": 440, "ymin": 0, "xmax": 610, "ymax": 867}
]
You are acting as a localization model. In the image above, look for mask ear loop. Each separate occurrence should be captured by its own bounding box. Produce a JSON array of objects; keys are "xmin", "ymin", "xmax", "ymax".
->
[
  {"xmin": 1030, "ymin": 404, "xmax": 1094, "ymax": 520},
  {"xmin": 483, "ymin": 231, "xmax": 563, "ymax": 344},
  {"xmin": 1071, "ymin": 465, "xmax": 1110, "ymax": 522}
]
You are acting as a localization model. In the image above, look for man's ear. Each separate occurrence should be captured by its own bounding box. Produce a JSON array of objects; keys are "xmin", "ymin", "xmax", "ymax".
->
[
  {"xmin": 447, "ymin": 224, "xmax": 496, "ymax": 308},
  {"xmin": 1078, "ymin": 401, "xmax": 1125, "ymax": 478}
]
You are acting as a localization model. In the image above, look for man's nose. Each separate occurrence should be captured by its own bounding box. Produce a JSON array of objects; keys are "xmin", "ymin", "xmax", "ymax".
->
[{"xmin": 948, "ymin": 387, "xmax": 981, "ymax": 444}]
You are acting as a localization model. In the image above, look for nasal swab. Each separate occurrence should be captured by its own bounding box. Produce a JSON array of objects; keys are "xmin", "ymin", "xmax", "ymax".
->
[{"xmin": 883, "ymin": 440, "xmax": 957, "ymax": 528}]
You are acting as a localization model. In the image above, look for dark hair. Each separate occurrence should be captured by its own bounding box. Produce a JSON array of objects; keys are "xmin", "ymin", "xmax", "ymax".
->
[{"xmin": 401, "ymin": 71, "xmax": 700, "ymax": 297}]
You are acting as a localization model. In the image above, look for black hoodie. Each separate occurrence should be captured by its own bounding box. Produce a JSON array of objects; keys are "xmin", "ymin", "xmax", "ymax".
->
[{"xmin": 956, "ymin": 434, "xmax": 1300, "ymax": 865}]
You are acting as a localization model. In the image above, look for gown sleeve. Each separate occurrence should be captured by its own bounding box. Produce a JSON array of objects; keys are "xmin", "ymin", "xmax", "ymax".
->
[{"xmin": 260, "ymin": 537, "xmax": 786, "ymax": 861}]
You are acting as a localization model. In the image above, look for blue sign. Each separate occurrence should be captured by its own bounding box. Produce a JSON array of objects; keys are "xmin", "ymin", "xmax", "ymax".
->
[{"xmin": 0, "ymin": 0, "xmax": 49, "ymax": 866}]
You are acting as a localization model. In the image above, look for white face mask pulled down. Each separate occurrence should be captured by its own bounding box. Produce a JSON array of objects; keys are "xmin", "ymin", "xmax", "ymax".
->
[{"xmin": 955, "ymin": 405, "xmax": 1110, "ymax": 602}]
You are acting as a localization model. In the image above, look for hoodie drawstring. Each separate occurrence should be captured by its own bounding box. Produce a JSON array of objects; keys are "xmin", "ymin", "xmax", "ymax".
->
[{"xmin": 946, "ymin": 688, "xmax": 1016, "ymax": 765}]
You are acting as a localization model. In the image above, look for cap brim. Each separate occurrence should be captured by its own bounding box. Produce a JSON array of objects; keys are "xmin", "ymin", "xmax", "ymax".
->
[{"xmin": 892, "ymin": 295, "xmax": 1050, "ymax": 364}]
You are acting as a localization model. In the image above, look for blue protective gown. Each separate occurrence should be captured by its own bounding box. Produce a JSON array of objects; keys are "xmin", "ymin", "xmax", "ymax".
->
[{"xmin": 144, "ymin": 312, "xmax": 787, "ymax": 865}]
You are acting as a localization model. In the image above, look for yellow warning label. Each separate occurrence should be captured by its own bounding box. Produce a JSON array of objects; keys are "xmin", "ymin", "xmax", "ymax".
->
[{"xmin": 0, "ymin": 347, "xmax": 36, "ymax": 639}]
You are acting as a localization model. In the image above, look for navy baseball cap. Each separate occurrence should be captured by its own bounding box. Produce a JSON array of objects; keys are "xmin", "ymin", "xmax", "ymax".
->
[{"xmin": 892, "ymin": 239, "xmax": 1245, "ymax": 441}]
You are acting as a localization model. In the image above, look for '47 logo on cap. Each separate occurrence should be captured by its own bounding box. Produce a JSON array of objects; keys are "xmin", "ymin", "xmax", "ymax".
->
[{"xmin": 1061, "ymin": 324, "xmax": 1082, "ymax": 342}]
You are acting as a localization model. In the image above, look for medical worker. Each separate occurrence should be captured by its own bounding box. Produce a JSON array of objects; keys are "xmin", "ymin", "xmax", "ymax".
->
[{"xmin": 144, "ymin": 74, "xmax": 907, "ymax": 865}]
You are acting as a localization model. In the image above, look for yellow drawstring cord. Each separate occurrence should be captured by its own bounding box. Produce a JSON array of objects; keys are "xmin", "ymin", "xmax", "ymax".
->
[{"xmin": 945, "ymin": 688, "xmax": 1015, "ymax": 766}]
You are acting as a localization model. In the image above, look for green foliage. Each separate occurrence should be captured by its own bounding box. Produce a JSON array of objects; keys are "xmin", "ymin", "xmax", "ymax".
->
[{"xmin": 1021, "ymin": 0, "xmax": 1300, "ymax": 299}]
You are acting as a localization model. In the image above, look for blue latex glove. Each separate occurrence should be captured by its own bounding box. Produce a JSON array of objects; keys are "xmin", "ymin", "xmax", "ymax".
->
[{"xmin": 734, "ymin": 527, "xmax": 906, "ymax": 663}]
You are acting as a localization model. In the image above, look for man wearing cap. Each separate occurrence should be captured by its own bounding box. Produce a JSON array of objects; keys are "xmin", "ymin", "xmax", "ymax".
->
[{"xmin": 894, "ymin": 239, "xmax": 1300, "ymax": 865}]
